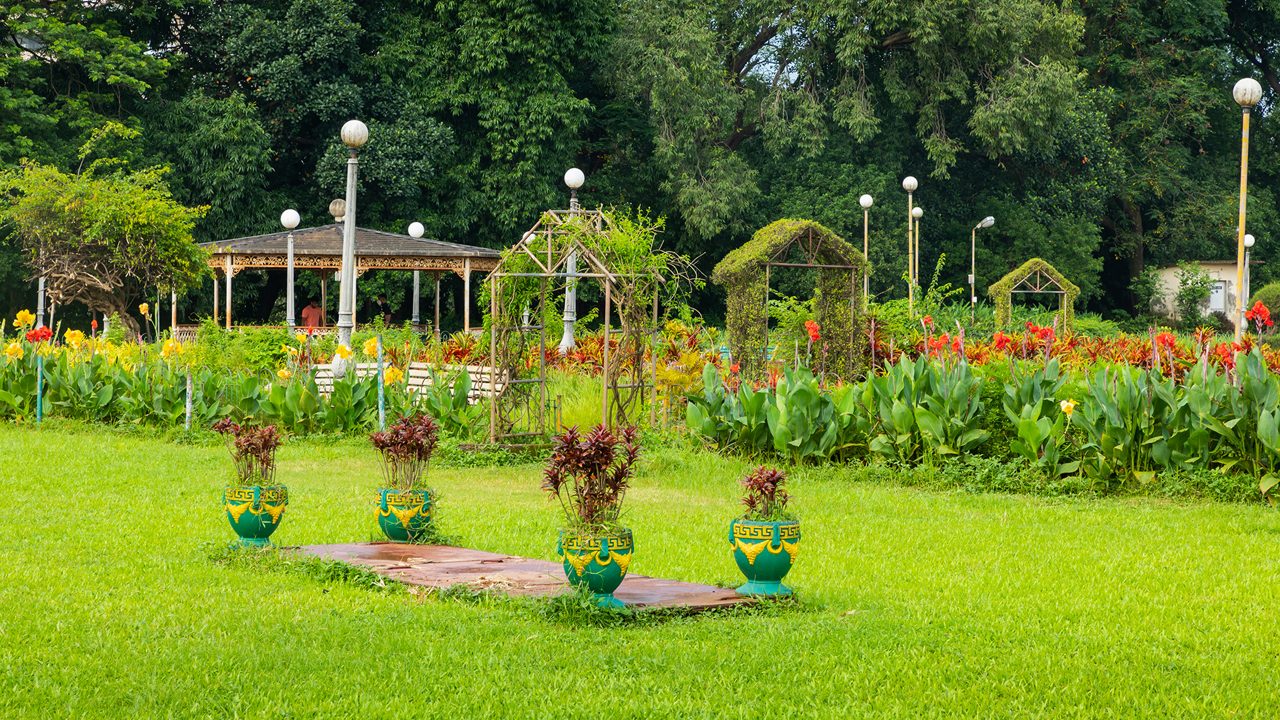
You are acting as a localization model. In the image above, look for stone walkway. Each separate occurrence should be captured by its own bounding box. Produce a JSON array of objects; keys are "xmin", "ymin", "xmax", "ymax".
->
[{"xmin": 298, "ymin": 542, "xmax": 751, "ymax": 611}]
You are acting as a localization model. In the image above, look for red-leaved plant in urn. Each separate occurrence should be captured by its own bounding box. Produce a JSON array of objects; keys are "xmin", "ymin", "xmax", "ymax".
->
[
  {"xmin": 543, "ymin": 424, "xmax": 641, "ymax": 608},
  {"xmin": 369, "ymin": 413, "xmax": 440, "ymax": 543},
  {"xmin": 212, "ymin": 418, "xmax": 288, "ymax": 547}
]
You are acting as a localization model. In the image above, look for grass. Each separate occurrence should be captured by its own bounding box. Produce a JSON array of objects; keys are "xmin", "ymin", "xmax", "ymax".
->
[{"xmin": 2, "ymin": 422, "xmax": 1279, "ymax": 718}]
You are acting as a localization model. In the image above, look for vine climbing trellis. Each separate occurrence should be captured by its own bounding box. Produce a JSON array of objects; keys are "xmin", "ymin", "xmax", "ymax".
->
[{"xmin": 486, "ymin": 208, "xmax": 672, "ymax": 444}]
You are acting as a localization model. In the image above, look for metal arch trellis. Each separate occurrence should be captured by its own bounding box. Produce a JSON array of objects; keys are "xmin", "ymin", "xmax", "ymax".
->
[
  {"xmin": 487, "ymin": 208, "xmax": 664, "ymax": 444},
  {"xmin": 760, "ymin": 226, "xmax": 861, "ymax": 380}
]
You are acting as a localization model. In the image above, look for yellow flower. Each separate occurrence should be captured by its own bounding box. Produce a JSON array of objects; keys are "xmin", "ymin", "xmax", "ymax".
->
[
  {"xmin": 14, "ymin": 310, "xmax": 35, "ymax": 329},
  {"xmin": 161, "ymin": 338, "xmax": 183, "ymax": 359},
  {"xmin": 1060, "ymin": 399, "xmax": 1077, "ymax": 417},
  {"xmin": 362, "ymin": 337, "xmax": 380, "ymax": 357},
  {"xmin": 295, "ymin": 332, "xmax": 307, "ymax": 344},
  {"xmin": 277, "ymin": 367, "xmax": 293, "ymax": 381},
  {"xmin": 383, "ymin": 366, "xmax": 404, "ymax": 385},
  {"xmin": 334, "ymin": 344, "xmax": 353, "ymax": 360},
  {"xmin": 139, "ymin": 303, "xmax": 150, "ymax": 317},
  {"xmin": 282, "ymin": 344, "xmax": 299, "ymax": 356},
  {"xmin": 4, "ymin": 342, "xmax": 23, "ymax": 361},
  {"xmin": 64, "ymin": 329, "xmax": 86, "ymax": 349}
]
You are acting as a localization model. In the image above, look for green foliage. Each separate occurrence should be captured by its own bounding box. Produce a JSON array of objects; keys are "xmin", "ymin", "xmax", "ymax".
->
[
  {"xmin": 1128, "ymin": 266, "xmax": 1165, "ymax": 316},
  {"xmin": 1251, "ymin": 282, "xmax": 1280, "ymax": 314},
  {"xmin": 1174, "ymin": 262, "xmax": 1214, "ymax": 329}
]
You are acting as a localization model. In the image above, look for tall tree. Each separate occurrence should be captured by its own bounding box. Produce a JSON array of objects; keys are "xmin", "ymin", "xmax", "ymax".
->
[{"xmin": 0, "ymin": 124, "xmax": 208, "ymax": 333}]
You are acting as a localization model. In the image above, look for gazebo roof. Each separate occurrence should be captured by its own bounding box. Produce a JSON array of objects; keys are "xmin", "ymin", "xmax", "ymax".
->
[{"xmin": 202, "ymin": 224, "xmax": 500, "ymax": 274}]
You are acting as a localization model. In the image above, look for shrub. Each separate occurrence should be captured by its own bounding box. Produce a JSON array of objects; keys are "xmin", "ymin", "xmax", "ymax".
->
[
  {"xmin": 1251, "ymin": 282, "xmax": 1280, "ymax": 316},
  {"xmin": 1174, "ymin": 262, "xmax": 1213, "ymax": 329}
]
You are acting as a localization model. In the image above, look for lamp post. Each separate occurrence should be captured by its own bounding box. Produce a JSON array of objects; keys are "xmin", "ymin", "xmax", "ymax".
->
[
  {"xmin": 902, "ymin": 176, "xmax": 918, "ymax": 314},
  {"xmin": 1233, "ymin": 78, "xmax": 1263, "ymax": 340},
  {"xmin": 1245, "ymin": 233, "xmax": 1256, "ymax": 314},
  {"xmin": 560, "ymin": 167, "xmax": 585, "ymax": 355},
  {"xmin": 34, "ymin": 275, "xmax": 45, "ymax": 326},
  {"xmin": 859, "ymin": 194, "xmax": 873, "ymax": 305},
  {"xmin": 911, "ymin": 206, "xmax": 924, "ymax": 289},
  {"xmin": 971, "ymin": 216, "xmax": 995, "ymax": 322},
  {"xmin": 335, "ymin": 120, "xmax": 368, "ymax": 371},
  {"xmin": 281, "ymin": 208, "xmax": 300, "ymax": 330},
  {"xmin": 408, "ymin": 222, "xmax": 425, "ymax": 329}
]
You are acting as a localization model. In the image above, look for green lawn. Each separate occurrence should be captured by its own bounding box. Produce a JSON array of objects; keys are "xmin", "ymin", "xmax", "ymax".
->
[{"xmin": 2, "ymin": 423, "xmax": 1278, "ymax": 718}]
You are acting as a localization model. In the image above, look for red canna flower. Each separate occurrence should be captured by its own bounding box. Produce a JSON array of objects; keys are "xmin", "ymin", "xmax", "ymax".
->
[
  {"xmin": 1246, "ymin": 300, "xmax": 1274, "ymax": 331},
  {"xmin": 992, "ymin": 331, "xmax": 1013, "ymax": 351},
  {"xmin": 804, "ymin": 320, "xmax": 821, "ymax": 343},
  {"xmin": 922, "ymin": 315, "xmax": 934, "ymax": 328},
  {"xmin": 730, "ymin": 362, "xmax": 740, "ymax": 374}
]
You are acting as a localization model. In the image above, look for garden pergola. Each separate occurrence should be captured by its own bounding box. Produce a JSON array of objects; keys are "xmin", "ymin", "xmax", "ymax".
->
[
  {"xmin": 199, "ymin": 224, "xmax": 500, "ymax": 336},
  {"xmin": 487, "ymin": 209, "xmax": 663, "ymax": 444}
]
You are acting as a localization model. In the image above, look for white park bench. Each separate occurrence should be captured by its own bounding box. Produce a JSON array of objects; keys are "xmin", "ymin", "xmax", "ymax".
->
[{"xmin": 311, "ymin": 362, "xmax": 507, "ymax": 404}]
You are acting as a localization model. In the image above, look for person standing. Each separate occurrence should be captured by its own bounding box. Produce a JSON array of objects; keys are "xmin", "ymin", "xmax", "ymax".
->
[{"xmin": 300, "ymin": 299, "xmax": 324, "ymax": 329}]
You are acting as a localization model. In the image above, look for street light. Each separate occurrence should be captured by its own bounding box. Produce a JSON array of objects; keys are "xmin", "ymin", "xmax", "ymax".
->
[
  {"xmin": 902, "ymin": 176, "xmax": 918, "ymax": 314},
  {"xmin": 281, "ymin": 208, "xmax": 300, "ymax": 330},
  {"xmin": 911, "ymin": 205, "xmax": 924, "ymax": 290},
  {"xmin": 334, "ymin": 119, "xmax": 368, "ymax": 372},
  {"xmin": 1233, "ymin": 78, "xmax": 1263, "ymax": 340},
  {"xmin": 859, "ymin": 194, "xmax": 873, "ymax": 305},
  {"xmin": 564, "ymin": 167, "xmax": 585, "ymax": 211},
  {"xmin": 1245, "ymin": 233, "xmax": 1256, "ymax": 314},
  {"xmin": 560, "ymin": 169, "xmax": 584, "ymax": 354},
  {"xmin": 971, "ymin": 216, "xmax": 995, "ymax": 322},
  {"xmin": 408, "ymin": 222, "xmax": 425, "ymax": 328}
]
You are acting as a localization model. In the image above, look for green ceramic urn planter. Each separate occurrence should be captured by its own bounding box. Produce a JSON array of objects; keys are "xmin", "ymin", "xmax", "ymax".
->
[
  {"xmin": 729, "ymin": 518, "xmax": 800, "ymax": 596},
  {"xmin": 557, "ymin": 529, "xmax": 634, "ymax": 609},
  {"xmin": 376, "ymin": 488, "xmax": 433, "ymax": 542},
  {"xmin": 224, "ymin": 485, "xmax": 289, "ymax": 547}
]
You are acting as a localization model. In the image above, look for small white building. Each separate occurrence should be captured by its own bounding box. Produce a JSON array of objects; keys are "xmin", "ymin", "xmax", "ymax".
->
[{"xmin": 1152, "ymin": 260, "xmax": 1250, "ymax": 328}]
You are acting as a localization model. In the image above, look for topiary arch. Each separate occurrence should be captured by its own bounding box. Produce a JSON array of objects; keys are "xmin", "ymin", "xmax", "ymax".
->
[
  {"xmin": 988, "ymin": 258, "xmax": 1080, "ymax": 331},
  {"xmin": 712, "ymin": 219, "xmax": 866, "ymax": 379}
]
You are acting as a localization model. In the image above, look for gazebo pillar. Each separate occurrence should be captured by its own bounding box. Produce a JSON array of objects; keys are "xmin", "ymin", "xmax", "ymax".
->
[
  {"xmin": 412, "ymin": 270, "xmax": 421, "ymax": 327},
  {"xmin": 463, "ymin": 258, "xmax": 472, "ymax": 332},
  {"xmin": 320, "ymin": 273, "xmax": 327, "ymax": 327},
  {"xmin": 212, "ymin": 271, "xmax": 219, "ymax": 324},
  {"xmin": 286, "ymin": 230, "xmax": 296, "ymax": 331},
  {"xmin": 434, "ymin": 273, "xmax": 442, "ymax": 342},
  {"xmin": 171, "ymin": 290, "xmax": 177, "ymax": 330},
  {"xmin": 224, "ymin": 256, "xmax": 233, "ymax": 330}
]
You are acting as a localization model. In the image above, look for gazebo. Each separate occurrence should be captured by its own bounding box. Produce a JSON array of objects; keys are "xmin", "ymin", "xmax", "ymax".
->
[{"xmin": 198, "ymin": 224, "xmax": 500, "ymax": 336}]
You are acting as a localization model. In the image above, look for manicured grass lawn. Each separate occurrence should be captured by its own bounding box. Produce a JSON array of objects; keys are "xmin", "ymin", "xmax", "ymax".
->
[{"xmin": 2, "ymin": 422, "xmax": 1279, "ymax": 718}]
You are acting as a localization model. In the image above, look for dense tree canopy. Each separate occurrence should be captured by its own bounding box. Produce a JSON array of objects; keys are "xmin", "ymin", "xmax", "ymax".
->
[{"xmin": 0, "ymin": 0, "xmax": 1275, "ymax": 324}]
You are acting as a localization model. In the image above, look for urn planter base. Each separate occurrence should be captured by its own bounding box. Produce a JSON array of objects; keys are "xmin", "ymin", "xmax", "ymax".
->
[
  {"xmin": 557, "ymin": 529, "xmax": 634, "ymax": 609},
  {"xmin": 730, "ymin": 519, "xmax": 799, "ymax": 598},
  {"xmin": 224, "ymin": 485, "xmax": 288, "ymax": 547},
  {"xmin": 376, "ymin": 488, "xmax": 433, "ymax": 543},
  {"xmin": 735, "ymin": 579, "xmax": 792, "ymax": 597}
]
